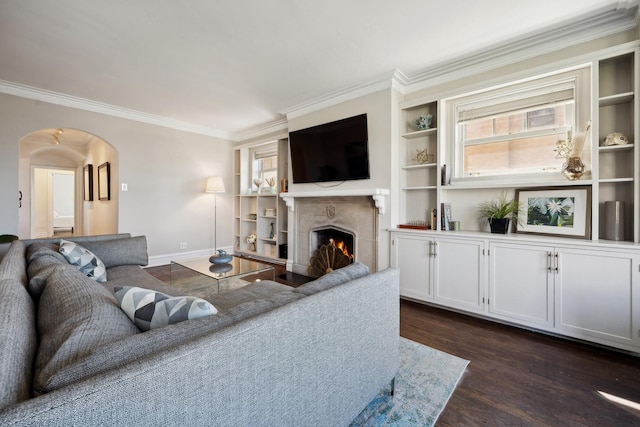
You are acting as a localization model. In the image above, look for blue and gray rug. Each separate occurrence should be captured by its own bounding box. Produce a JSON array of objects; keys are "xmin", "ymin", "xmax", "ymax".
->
[{"xmin": 350, "ymin": 337, "xmax": 469, "ymax": 427}]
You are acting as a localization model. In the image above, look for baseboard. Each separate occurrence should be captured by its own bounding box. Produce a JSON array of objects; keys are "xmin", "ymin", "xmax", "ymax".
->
[{"xmin": 147, "ymin": 245, "xmax": 234, "ymax": 267}]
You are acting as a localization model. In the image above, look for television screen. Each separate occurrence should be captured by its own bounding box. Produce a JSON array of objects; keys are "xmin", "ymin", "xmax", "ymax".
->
[{"xmin": 289, "ymin": 113, "xmax": 370, "ymax": 184}]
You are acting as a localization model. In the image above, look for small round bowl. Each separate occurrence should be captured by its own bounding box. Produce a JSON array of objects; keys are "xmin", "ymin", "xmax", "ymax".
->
[{"xmin": 209, "ymin": 250, "xmax": 233, "ymax": 264}]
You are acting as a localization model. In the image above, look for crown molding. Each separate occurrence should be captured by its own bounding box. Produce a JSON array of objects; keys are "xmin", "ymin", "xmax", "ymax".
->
[
  {"xmin": 402, "ymin": 4, "xmax": 639, "ymax": 94},
  {"xmin": 0, "ymin": 80, "xmax": 233, "ymax": 140},
  {"xmin": 280, "ymin": 3, "xmax": 639, "ymax": 117},
  {"xmin": 233, "ymin": 117, "xmax": 289, "ymax": 142},
  {"xmin": 281, "ymin": 69, "xmax": 405, "ymax": 120}
]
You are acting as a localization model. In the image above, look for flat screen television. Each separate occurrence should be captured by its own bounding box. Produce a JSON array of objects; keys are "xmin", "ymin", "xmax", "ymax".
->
[{"xmin": 289, "ymin": 113, "xmax": 370, "ymax": 184}]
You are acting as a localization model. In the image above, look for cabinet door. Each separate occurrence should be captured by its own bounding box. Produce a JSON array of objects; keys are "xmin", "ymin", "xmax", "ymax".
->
[
  {"xmin": 489, "ymin": 242, "xmax": 554, "ymax": 329},
  {"xmin": 555, "ymin": 247, "xmax": 640, "ymax": 351},
  {"xmin": 433, "ymin": 237, "xmax": 485, "ymax": 313},
  {"xmin": 391, "ymin": 234, "xmax": 432, "ymax": 301}
]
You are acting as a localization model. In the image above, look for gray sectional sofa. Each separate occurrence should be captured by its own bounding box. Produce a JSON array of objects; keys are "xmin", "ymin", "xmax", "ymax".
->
[{"xmin": 0, "ymin": 233, "xmax": 399, "ymax": 426}]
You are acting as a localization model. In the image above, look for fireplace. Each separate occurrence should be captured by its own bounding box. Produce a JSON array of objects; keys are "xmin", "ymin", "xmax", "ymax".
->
[
  {"xmin": 308, "ymin": 226, "xmax": 355, "ymax": 277},
  {"xmin": 311, "ymin": 226, "xmax": 355, "ymax": 260},
  {"xmin": 283, "ymin": 193, "xmax": 383, "ymax": 276}
]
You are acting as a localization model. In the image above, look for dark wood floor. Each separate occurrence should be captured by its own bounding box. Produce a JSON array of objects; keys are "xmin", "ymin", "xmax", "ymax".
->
[
  {"xmin": 401, "ymin": 300, "xmax": 640, "ymax": 426},
  {"xmin": 145, "ymin": 265, "xmax": 640, "ymax": 426}
]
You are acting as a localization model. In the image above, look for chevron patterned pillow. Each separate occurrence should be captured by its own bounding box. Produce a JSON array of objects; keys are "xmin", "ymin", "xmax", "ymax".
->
[
  {"xmin": 59, "ymin": 239, "xmax": 107, "ymax": 282},
  {"xmin": 114, "ymin": 286, "xmax": 217, "ymax": 331}
]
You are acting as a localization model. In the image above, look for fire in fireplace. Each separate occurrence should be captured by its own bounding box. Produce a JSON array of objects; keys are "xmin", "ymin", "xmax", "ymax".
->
[{"xmin": 308, "ymin": 227, "xmax": 355, "ymax": 277}]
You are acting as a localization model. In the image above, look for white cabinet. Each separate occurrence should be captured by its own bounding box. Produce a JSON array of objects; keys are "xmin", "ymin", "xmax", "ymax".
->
[
  {"xmin": 489, "ymin": 242, "xmax": 554, "ymax": 329},
  {"xmin": 394, "ymin": 231, "xmax": 640, "ymax": 352},
  {"xmin": 554, "ymin": 247, "xmax": 640, "ymax": 351},
  {"xmin": 391, "ymin": 233, "xmax": 433, "ymax": 301},
  {"xmin": 433, "ymin": 237, "xmax": 486, "ymax": 313},
  {"xmin": 391, "ymin": 232, "xmax": 486, "ymax": 313}
]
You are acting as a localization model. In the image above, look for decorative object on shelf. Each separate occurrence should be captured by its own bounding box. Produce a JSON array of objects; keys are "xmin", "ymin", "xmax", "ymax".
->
[
  {"xmin": 477, "ymin": 192, "xmax": 521, "ymax": 234},
  {"xmin": 451, "ymin": 221, "xmax": 460, "ymax": 231},
  {"xmin": 249, "ymin": 213, "xmax": 257, "ymax": 220},
  {"xmin": 413, "ymin": 148, "xmax": 434, "ymax": 165},
  {"xmin": 266, "ymin": 177, "xmax": 277, "ymax": 193},
  {"xmin": 562, "ymin": 156, "xmax": 585, "ymax": 181},
  {"xmin": 246, "ymin": 233, "xmax": 257, "ymax": 251},
  {"xmin": 555, "ymin": 122, "xmax": 590, "ymax": 181},
  {"xmin": 281, "ymin": 178, "xmax": 288, "ymax": 193},
  {"xmin": 604, "ymin": 201, "xmax": 625, "ymax": 241},
  {"xmin": 269, "ymin": 222, "xmax": 275, "ymax": 239},
  {"xmin": 398, "ymin": 221, "xmax": 429, "ymax": 230},
  {"xmin": 603, "ymin": 132, "xmax": 630, "ymax": 146},
  {"xmin": 209, "ymin": 249, "xmax": 233, "ymax": 265},
  {"xmin": 253, "ymin": 178, "xmax": 263, "ymax": 193},
  {"xmin": 514, "ymin": 186, "xmax": 591, "ymax": 239},
  {"xmin": 205, "ymin": 176, "xmax": 226, "ymax": 257},
  {"xmin": 264, "ymin": 208, "xmax": 276, "ymax": 217},
  {"xmin": 414, "ymin": 114, "xmax": 433, "ymax": 130}
]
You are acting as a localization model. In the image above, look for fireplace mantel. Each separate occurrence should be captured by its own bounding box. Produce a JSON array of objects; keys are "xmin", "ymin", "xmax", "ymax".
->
[{"xmin": 280, "ymin": 188, "xmax": 389, "ymax": 214}]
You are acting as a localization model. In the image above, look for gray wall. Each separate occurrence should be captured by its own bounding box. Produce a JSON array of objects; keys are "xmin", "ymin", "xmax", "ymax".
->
[{"xmin": 0, "ymin": 94, "xmax": 234, "ymax": 258}]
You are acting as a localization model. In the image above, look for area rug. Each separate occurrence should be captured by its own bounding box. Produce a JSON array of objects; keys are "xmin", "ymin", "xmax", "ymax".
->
[{"xmin": 350, "ymin": 337, "xmax": 469, "ymax": 427}]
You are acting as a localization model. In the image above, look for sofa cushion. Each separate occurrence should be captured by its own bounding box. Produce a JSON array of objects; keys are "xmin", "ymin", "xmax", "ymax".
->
[
  {"xmin": 0, "ymin": 240, "xmax": 27, "ymax": 285},
  {"xmin": 34, "ymin": 265, "xmax": 139, "ymax": 395},
  {"xmin": 115, "ymin": 286, "xmax": 218, "ymax": 331},
  {"xmin": 202, "ymin": 280, "xmax": 294, "ymax": 312},
  {"xmin": 293, "ymin": 262, "xmax": 369, "ymax": 296},
  {"xmin": 59, "ymin": 239, "xmax": 107, "ymax": 282},
  {"xmin": 80, "ymin": 235, "xmax": 149, "ymax": 268},
  {"xmin": 0, "ymin": 277, "xmax": 37, "ymax": 409},
  {"xmin": 43, "ymin": 288, "xmax": 306, "ymax": 392}
]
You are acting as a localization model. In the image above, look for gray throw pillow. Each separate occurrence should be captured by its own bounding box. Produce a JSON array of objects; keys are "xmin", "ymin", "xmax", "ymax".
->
[
  {"xmin": 59, "ymin": 239, "xmax": 107, "ymax": 282},
  {"xmin": 115, "ymin": 286, "xmax": 217, "ymax": 331}
]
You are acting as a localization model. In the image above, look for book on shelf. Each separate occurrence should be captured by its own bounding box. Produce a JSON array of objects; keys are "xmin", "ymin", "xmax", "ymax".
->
[
  {"xmin": 430, "ymin": 208, "xmax": 437, "ymax": 231},
  {"xmin": 441, "ymin": 203, "xmax": 452, "ymax": 231}
]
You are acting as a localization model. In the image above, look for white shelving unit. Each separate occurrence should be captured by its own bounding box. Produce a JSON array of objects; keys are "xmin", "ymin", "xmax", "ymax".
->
[{"xmin": 233, "ymin": 138, "xmax": 289, "ymax": 262}]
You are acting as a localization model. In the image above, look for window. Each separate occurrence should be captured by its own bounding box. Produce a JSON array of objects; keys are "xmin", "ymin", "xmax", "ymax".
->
[
  {"xmin": 251, "ymin": 143, "xmax": 278, "ymax": 188},
  {"xmin": 449, "ymin": 67, "xmax": 590, "ymax": 181}
]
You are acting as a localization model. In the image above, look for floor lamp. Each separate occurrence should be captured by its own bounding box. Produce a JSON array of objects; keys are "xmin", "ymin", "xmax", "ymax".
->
[{"xmin": 205, "ymin": 176, "xmax": 228, "ymax": 263}]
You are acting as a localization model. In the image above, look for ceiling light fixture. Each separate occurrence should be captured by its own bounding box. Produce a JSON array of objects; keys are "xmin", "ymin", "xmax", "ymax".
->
[{"xmin": 53, "ymin": 128, "xmax": 63, "ymax": 144}]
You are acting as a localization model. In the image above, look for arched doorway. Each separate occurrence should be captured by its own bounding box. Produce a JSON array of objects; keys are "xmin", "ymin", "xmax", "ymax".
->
[{"xmin": 18, "ymin": 128, "xmax": 119, "ymax": 239}]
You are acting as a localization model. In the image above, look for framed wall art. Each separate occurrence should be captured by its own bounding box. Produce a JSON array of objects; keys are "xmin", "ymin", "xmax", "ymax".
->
[
  {"xmin": 98, "ymin": 162, "xmax": 111, "ymax": 201},
  {"xmin": 83, "ymin": 164, "xmax": 93, "ymax": 201},
  {"xmin": 515, "ymin": 186, "xmax": 591, "ymax": 239}
]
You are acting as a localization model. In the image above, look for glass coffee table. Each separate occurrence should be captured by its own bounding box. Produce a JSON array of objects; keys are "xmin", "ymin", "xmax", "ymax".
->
[{"xmin": 170, "ymin": 256, "xmax": 275, "ymax": 296}]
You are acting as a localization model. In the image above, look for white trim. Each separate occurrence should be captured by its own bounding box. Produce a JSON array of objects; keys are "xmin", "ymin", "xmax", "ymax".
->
[
  {"xmin": 234, "ymin": 118, "xmax": 289, "ymax": 142},
  {"xmin": 147, "ymin": 245, "xmax": 234, "ymax": 267},
  {"xmin": 281, "ymin": 70, "xmax": 401, "ymax": 120},
  {"xmin": 0, "ymin": 80, "xmax": 233, "ymax": 140},
  {"xmin": 280, "ymin": 188, "xmax": 390, "ymax": 214}
]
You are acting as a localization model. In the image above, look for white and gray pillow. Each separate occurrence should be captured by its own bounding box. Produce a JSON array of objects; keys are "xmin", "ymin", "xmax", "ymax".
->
[
  {"xmin": 59, "ymin": 239, "xmax": 107, "ymax": 282},
  {"xmin": 114, "ymin": 286, "xmax": 217, "ymax": 331}
]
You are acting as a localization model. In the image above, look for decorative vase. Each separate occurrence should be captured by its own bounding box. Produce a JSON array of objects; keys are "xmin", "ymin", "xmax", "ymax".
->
[
  {"xmin": 489, "ymin": 218, "xmax": 510, "ymax": 234},
  {"xmin": 562, "ymin": 156, "xmax": 585, "ymax": 181},
  {"xmin": 209, "ymin": 249, "xmax": 233, "ymax": 264}
]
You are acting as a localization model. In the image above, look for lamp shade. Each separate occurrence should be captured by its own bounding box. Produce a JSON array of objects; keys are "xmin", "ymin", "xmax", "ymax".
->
[{"xmin": 205, "ymin": 176, "xmax": 225, "ymax": 193}]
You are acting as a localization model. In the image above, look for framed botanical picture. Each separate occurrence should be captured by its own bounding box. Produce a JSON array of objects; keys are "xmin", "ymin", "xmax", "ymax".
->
[
  {"xmin": 98, "ymin": 162, "xmax": 111, "ymax": 201},
  {"xmin": 83, "ymin": 164, "xmax": 93, "ymax": 201},
  {"xmin": 515, "ymin": 186, "xmax": 592, "ymax": 239}
]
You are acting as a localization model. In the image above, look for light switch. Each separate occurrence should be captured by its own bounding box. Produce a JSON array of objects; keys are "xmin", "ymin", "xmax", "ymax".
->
[{"xmin": 121, "ymin": 183, "xmax": 128, "ymax": 191}]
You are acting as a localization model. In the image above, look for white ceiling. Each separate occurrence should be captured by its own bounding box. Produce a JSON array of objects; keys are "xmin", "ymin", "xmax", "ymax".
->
[{"xmin": 0, "ymin": 1, "xmax": 637, "ymax": 141}]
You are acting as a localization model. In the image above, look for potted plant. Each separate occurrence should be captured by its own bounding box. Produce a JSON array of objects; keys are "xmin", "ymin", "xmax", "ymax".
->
[{"xmin": 478, "ymin": 193, "xmax": 521, "ymax": 234}]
